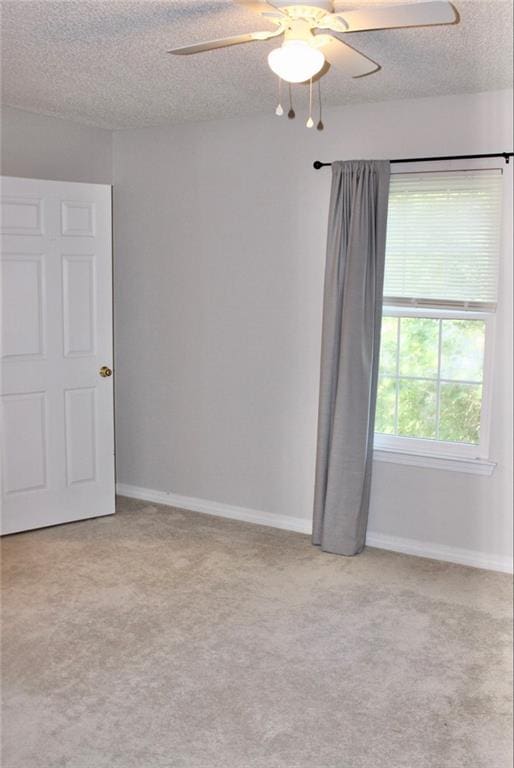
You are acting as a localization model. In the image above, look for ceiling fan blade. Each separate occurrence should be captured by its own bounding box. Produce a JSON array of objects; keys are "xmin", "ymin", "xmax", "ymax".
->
[
  {"xmin": 332, "ymin": 1, "xmax": 458, "ymax": 33},
  {"xmin": 168, "ymin": 28, "xmax": 282, "ymax": 55},
  {"xmin": 321, "ymin": 35, "xmax": 380, "ymax": 77}
]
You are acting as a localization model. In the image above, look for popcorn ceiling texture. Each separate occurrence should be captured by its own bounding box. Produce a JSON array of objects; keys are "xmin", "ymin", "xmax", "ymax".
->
[{"xmin": 1, "ymin": 0, "xmax": 513, "ymax": 129}]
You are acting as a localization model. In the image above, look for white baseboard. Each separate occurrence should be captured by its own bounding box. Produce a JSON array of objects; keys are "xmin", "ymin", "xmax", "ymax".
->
[
  {"xmin": 365, "ymin": 531, "xmax": 513, "ymax": 574},
  {"xmin": 116, "ymin": 483, "xmax": 312, "ymax": 535},
  {"xmin": 116, "ymin": 483, "xmax": 513, "ymax": 574}
]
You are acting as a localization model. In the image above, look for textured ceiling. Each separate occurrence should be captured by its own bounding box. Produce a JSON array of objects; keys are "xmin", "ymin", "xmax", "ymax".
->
[{"xmin": 1, "ymin": 0, "xmax": 512, "ymax": 129}]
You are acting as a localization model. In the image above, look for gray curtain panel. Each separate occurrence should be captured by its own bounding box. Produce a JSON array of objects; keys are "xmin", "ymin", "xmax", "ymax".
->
[{"xmin": 313, "ymin": 160, "xmax": 391, "ymax": 556}]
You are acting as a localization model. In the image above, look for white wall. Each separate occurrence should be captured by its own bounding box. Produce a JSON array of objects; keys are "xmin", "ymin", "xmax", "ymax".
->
[
  {"xmin": 112, "ymin": 89, "xmax": 511, "ymax": 569},
  {"xmin": 0, "ymin": 106, "xmax": 112, "ymax": 183}
]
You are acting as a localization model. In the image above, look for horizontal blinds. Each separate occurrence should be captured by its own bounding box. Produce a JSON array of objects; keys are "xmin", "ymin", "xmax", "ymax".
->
[{"xmin": 384, "ymin": 169, "xmax": 503, "ymax": 308}]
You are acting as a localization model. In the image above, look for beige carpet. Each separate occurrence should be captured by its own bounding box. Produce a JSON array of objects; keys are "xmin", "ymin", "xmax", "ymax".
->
[{"xmin": 1, "ymin": 496, "xmax": 512, "ymax": 768}]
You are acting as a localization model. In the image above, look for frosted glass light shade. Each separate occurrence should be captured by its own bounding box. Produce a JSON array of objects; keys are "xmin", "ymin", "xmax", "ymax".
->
[{"xmin": 268, "ymin": 40, "xmax": 325, "ymax": 84}]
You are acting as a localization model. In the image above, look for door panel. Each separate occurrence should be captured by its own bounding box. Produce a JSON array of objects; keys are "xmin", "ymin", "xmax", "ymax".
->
[
  {"xmin": 64, "ymin": 387, "xmax": 97, "ymax": 486},
  {"xmin": 2, "ymin": 392, "xmax": 48, "ymax": 494},
  {"xmin": 2, "ymin": 254, "xmax": 46, "ymax": 359},
  {"xmin": 1, "ymin": 195, "xmax": 43, "ymax": 235},
  {"xmin": 62, "ymin": 254, "xmax": 96, "ymax": 357},
  {"xmin": 1, "ymin": 176, "xmax": 114, "ymax": 534}
]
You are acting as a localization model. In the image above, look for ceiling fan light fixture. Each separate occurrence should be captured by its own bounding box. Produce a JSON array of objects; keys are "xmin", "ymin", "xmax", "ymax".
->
[{"xmin": 267, "ymin": 40, "xmax": 325, "ymax": 84}]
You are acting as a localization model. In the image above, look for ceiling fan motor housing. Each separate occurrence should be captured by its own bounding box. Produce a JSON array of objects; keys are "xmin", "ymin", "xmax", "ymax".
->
[
  {"xmin": 274, "ymin": 2, "xmax": 334, "ymax": 16},
  {"xmin": 282, "ymin": 19, "xmax": 319, "ymax": 42}
]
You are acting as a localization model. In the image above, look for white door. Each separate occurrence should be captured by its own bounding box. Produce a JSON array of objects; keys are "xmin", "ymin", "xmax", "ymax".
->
[{"xmin": 0, "ymin": 176, "xmax": 115, "ymax": 534}]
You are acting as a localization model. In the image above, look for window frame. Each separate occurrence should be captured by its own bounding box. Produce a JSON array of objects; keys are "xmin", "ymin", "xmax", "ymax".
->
[
  {"xmin": 374, "ymin": 305, "xmax": 496, "ymax": 460},
  {"xmin": 373, "ymin": 159, "xmax": 502, "ymax": 465}
]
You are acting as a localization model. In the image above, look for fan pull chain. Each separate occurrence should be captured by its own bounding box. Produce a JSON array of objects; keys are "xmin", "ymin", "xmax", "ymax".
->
[
  {"xmin": 306, "ymin": 78, "xmax": 314, "ymax": 128},
  {"xmin": 275, "ymin": 77, "xmax": 284, "ymax": 116},
  {"xmin": 287, "ymin": 83, "xmax": 295, "ymax": 119},
  {"xmin": 317, "ymin": 79, "xmax": 324, "ymax": 131}
]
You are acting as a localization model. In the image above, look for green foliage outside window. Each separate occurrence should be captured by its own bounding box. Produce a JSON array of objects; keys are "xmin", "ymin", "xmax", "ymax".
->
[
  {"xmin": 376, "ymin": 317, "xmax": 486, "ymax": 445},
  {"xmin": 439, "ymin": 383, "xmax": 482, "ymax": 444}
]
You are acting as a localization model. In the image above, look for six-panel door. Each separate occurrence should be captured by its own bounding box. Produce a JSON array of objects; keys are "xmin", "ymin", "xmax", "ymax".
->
[{"xmin": 1, "ymin": 176, "xmax": 115, "ymax": 534}]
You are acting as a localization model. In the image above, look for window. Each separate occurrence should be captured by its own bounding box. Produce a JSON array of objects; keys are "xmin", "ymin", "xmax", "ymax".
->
[{"xmin": 375, "ymin": 168, "xmax": 503, "ymax": 461}]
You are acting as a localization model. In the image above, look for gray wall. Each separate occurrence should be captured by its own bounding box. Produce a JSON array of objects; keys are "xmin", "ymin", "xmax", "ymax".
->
[
  {"xmin": 0, "ymin": 106, "xmax": 112, "ymax": 183},
  {"xmin": 113, "ymin": 90, "xmax": 513, "ymax": 565},
  {"xmin": 2, "ymin": 95, "xmax": 512, "ymax": 566}
]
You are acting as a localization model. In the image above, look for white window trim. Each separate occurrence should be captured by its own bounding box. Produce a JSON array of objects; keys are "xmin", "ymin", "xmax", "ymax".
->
[{"xmin": 373, "ymin": 448, "xmax": 496, "ymax": 476}]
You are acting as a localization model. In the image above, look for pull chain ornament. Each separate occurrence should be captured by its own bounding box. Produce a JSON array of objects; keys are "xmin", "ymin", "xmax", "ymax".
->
[
  {"xmin": 306, "ymin": 78, "xmax": 314, "ymax": 128},
  {"xmin": 317, "ymin": 79, "xmax": 324, "ymax": 131},
  {"xmin": 274, "ymin": 76, "xmax": 326, "ymax": 129},
  {"xmin": 275, "ymin": 77, "xmax": 284, "ymax": 116},
  {"xmin": 287, "ymin": 83, "xmax": 295, "ymax": 119}
]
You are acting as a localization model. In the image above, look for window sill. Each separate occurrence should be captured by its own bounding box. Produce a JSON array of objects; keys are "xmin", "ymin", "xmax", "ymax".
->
[{"xmin": 373, "ymin": 448, "xmax": 496, "ymax": 476}]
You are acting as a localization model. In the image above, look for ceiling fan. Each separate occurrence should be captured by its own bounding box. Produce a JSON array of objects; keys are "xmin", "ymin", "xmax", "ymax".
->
[{"xmin": 168, "ymin": 1, "xmax": 458, "ymax": 83}]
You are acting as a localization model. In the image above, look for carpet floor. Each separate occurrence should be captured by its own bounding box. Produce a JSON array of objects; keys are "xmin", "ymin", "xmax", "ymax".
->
[{"xmin": 1, "ymin": 496, "xmax": 512, "ymax": 768}]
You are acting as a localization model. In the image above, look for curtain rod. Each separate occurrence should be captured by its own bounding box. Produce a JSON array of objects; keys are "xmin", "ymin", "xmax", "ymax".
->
[{"xmin": 312, "ymin": 152, "xmax": 513, "ymax": 170}]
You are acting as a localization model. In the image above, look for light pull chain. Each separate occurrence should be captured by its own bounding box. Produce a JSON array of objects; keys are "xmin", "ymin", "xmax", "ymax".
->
[
  {"xmin": 275, "ymin": 77, "xmax": 284, "ymax": 116},
  {"xmin": 288, "ymin": 83, "xmax": 295, "ymax": 119},
  {"xmin": 317, "ymin": 79, "xmax": 324, "ymax": 131},
  {"xmin": 275, "ymin": 77, "xmax": 325, "ymax": 128},
  {"xmin": 306, "ymin": 78, "xmax": 314, "ymax": 128}
]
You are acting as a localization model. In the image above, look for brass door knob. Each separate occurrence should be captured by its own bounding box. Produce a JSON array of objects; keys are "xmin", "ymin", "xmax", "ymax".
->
[{"xmin": 99, "ymin": 366, "xmax": 112, "ymax": 378}]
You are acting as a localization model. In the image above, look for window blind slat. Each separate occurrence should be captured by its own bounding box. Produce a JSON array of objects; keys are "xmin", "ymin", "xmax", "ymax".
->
[{"xmin": 384, "ymin": 170, "xmax": 503, "ymax": 307}]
